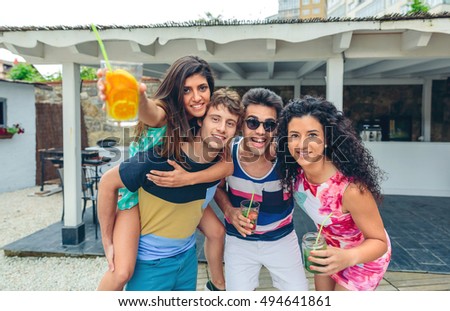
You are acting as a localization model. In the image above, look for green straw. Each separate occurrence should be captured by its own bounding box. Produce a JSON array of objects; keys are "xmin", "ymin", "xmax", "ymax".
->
[
  {"xmin": 315, "ymin": 212, "xmax": 333, "ymax": 246},
  {"xmin": 245, "ymin": 192, "xmax": 255, "ymax": 217},
  {"xmin": 91, "ymin": 23, "xmax": 112, "ymax": 71}
]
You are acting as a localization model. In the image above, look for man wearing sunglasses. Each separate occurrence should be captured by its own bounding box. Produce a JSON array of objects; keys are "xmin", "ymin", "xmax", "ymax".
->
[{"xmin": 214, "ymin": 88, "xmax": 309, "ymax": 291}]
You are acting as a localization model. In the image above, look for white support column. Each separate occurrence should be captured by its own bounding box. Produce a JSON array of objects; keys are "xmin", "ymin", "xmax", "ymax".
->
[
  {"xmin": 422, "ymin": 78, "xmax": 432, "ymax": 142},
  {"xmin": 326, "ymin": 55, "xmax": 344, "ymax": 111},
  {"xmin": 61, "ymin": 63, "xmax": 84, "ymax": 245}
]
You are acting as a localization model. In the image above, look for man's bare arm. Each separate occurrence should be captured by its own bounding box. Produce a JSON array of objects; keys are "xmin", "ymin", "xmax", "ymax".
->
[{"xmin": 214, "ymin": 180, "xmax": 252, "ymax": 237}]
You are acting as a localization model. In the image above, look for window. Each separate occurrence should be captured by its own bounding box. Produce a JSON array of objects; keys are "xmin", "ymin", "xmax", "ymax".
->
[
  {"xmin": 280, "ymin": 0, "xmax": 300, "ymax": 11},
  {"xmin": 313, "ymin": 8, "xmax": 321, "ymax": 14},
  {"xmin": 302, "ymin": 9, "xmax": 311, "ymax": 15},
  {"xmin": 328, "ymin": 0, "xmax": 340, "ymax": 8},
  {"xmin": 0, "ymin": 98, "xmax": 6, "ymax": 127},
  {"xmin": 302, "ymin": 0, "xmax": 310, "ymax": 4},
  {"xmin": 431, "ymin": 79, "xmax": 450, "ymax": 142},
  {"xmin": 342, "ymin": 85, "xmax": 422, "ymax": 142},
  {"xmin": 313, "ymin": 0, "xmax": 321, "ymax": 3},
  {"xmin": 303, "ymin": 84, "xmax": 423, "ymax": 142}
]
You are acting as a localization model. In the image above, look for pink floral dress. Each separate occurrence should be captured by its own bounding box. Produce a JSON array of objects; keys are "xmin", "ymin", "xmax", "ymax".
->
[{"xmin": 293, "ymin": 170, "xmax": 391, "ymax": 291}]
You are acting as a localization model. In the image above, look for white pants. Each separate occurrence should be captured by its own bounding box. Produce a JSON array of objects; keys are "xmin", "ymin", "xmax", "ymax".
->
[{"xmin": 224, "ymin": 230, "xmax": 309, "ymax": 291}]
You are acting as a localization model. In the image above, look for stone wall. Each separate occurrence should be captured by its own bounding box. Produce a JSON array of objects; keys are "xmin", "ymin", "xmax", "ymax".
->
[{"xmin": 35, "ymin": 77, "xmax": 161, "ymax": 147}]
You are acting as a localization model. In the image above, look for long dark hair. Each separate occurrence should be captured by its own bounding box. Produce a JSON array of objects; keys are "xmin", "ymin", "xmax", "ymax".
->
[
  {"xmin": 277, "ymin": 96, "xmax": 384, "ymax": 201},
  {"xmin": 136, "ymin": 55, "xmax": 215, "ymax": 163}
]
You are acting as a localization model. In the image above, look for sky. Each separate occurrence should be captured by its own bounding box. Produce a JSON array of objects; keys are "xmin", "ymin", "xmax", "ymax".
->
[
  {"xmin": 0, "ymin": 0, "xmax": 278, "ymax": 75},
  {"xmin": 0, "ymin": 0, "xmax": 278, "ymax": 26}
]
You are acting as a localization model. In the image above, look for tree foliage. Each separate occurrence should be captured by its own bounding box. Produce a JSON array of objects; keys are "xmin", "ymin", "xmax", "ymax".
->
[
  {"xmin": 197, "ymin": 12, "xmax": 224, "ymax": 23},
  {"xmin": 7, "ymin": 63, "xmax": 97, "ymax": 82},
  {"xmin": 407, "ymin": 0, "xmax": 430, "ymax": 14},
  {"xmin": 80, "ymin": 66, "xmax": 97, "ymax": 80},
  {"xmin": 7, "ymin": 63, "xmax": 44, "ymax": 82}
]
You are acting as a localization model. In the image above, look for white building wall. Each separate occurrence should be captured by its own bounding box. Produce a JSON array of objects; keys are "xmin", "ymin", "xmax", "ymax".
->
[
  {"xmin": 0, "ymin": 81, "xmax": 36, "ymax": 193},
  {"xmin": 366, "ymin": 142, "xmax": 450, "ymax": 197}
]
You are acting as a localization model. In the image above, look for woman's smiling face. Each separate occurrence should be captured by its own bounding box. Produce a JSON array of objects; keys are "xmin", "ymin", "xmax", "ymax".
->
[
  {"xmin": 182, "ymin": 73, "xmax": 211, "ymax": 119},
  {"xmin": 287, "ymin": 115, "xmax": 326, "ymax": 166}
]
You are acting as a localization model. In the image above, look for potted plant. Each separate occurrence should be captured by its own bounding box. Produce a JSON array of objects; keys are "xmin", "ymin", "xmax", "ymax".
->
[{"xmin": 0, "ymin": 123, "xmax": 25, "ymax": 139}]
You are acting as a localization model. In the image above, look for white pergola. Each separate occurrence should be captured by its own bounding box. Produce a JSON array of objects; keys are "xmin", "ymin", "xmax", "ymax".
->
[{"xmin": 1, "ymin": 14, "xmax": 449, "ymax": 244}]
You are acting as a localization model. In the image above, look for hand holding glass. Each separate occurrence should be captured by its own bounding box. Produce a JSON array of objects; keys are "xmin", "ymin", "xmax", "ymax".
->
[{"xmin": 302, "ymin": 232, "xmax": 327, "ymax": 274}]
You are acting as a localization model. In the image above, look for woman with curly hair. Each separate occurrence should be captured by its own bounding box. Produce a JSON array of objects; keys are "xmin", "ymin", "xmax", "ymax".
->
[{"xmin": 277, "ymin": 96, "xmax": 391, "ymax": 291}]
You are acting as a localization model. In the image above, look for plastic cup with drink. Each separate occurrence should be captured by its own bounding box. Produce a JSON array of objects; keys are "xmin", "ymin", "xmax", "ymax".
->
[
  {"xmin": 301, "ymin": 232, "xmax": 327, "ymax": 273},
  {"xmin": 101, "ymin": 60, "xmax": 143, "ymax": 127},
  {"xmin": 91, "ymin": 23, "xmax": 142, "ymax": 127},
  {"xmin": 240, "ymin": 199, "xmax": 260, "ymax": 233},
  {"xmin": 301, "ymin": 212, "xmax": 332, "ymax": 273}
]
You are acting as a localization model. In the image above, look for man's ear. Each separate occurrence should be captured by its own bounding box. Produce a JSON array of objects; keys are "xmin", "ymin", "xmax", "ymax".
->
[{"xmin": 197, "ymin": 117, "xmax": 203, "ymax": 127}]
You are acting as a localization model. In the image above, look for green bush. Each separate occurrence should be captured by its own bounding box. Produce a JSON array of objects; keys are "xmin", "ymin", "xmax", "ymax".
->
[
  {"xmin": 408, "ymin": 0, "xmax": 429, "ymax": 13},
  {"xmin": 7, "ymin": 63, "xmax": 97, "ymax": 82},
  {"xmin": 80, "ymin": 66, "xmax": 97, "ymax": 80},
  {"xmin": 7, "ymin": 63, "xmax": 44, "ymax": 82}
]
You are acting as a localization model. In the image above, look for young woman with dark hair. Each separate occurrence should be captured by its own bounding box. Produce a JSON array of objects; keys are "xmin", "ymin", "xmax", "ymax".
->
[
  {"xmin": 96, "ymin": 55, "xmax": 237, "ymax": 291},
  {"xmin": 277, "ymin": 96, "xmax": 391, "ymax": 291}
]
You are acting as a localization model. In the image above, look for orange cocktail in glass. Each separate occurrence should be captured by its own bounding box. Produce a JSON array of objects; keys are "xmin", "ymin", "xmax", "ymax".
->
[{"xmin": 101, "ymin": 60, "xmax": 143, "ymax": 127}]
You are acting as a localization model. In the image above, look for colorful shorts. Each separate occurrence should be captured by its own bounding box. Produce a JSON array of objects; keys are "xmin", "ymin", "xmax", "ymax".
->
[{"xmin": 125, "ymin": 246, "xmax": 197, "ymax": 291}]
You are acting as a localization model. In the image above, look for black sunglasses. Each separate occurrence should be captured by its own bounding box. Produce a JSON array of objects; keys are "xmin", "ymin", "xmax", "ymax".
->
[{"xmin": 245, "ymin": 117, "xmax": 278, "ymax": 132}]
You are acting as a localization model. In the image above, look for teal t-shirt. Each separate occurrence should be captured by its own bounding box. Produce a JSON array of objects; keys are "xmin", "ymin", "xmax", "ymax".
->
[{"xmin": 117, "ymin": 126, "xmax": 167, "ymax": 210}]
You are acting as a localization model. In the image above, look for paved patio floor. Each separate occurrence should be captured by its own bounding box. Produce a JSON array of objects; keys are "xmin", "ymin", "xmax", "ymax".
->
[{"xmin": 3, "ymin": 195, "xmax": 450, "ymax": 276}]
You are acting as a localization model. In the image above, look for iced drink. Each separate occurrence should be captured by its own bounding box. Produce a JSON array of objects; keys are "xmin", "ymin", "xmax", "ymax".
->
[
  {"xmin": 240, "ymin": 200, "xmax": 260, "ymax": 232},
  {"xmin": 101, "ymin": 60, "xmax": 143, "ymax": 127},
  {"xmin": 302, "ymin": 232, "xmax": 327, "ymax": 274}
]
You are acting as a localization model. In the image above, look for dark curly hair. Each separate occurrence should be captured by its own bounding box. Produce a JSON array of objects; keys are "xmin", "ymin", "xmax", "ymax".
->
[{"xmin": 277, "ymin": 96, "xmax": 385, "ymax": 201}]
